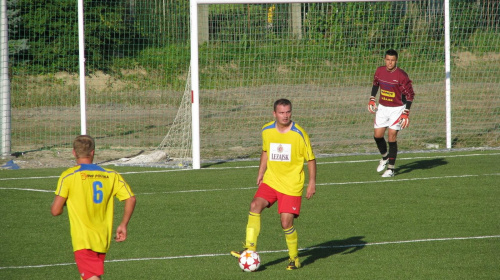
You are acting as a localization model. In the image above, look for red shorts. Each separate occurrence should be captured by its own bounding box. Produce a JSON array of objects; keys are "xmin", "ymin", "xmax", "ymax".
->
[
  {"xmin": 255, "ymin": 183, "xmax": 302, "ymax": 217},
  {"xmin": 74, "ymin": 249, "xmax": 106, "ymax": 279}
]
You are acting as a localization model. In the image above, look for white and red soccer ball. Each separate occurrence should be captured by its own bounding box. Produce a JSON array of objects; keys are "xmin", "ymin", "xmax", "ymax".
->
[{"xmin": 238, "ymin": 250, "xmax": 261, "ymax": 272}]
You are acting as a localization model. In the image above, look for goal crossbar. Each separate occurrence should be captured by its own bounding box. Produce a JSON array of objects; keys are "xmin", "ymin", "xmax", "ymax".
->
[{"xmin": 195, "ymin": 0, "xmax": 418, "ymax": 4}]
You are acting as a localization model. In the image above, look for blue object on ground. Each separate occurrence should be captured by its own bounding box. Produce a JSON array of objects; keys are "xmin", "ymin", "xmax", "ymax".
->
[{"xmin": 1, "ymin": 160, "xmax": 20, "ymax": 170}]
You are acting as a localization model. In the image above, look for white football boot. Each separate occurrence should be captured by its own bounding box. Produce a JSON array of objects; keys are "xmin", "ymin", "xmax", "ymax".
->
[
  {"xmin": 377, "ymin": 159, "xmax": 388, "ymax": 172},
  {"xmin": 381, "ymin": 169, "xmax": 395, "ymax": 177}
]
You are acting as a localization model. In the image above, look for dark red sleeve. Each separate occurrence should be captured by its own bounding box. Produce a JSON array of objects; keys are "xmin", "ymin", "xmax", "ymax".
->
[
  {"xmin": 372, "ymin": 67, "xmax": 381, "ymax": 87},
  {"xmin": 399, "ymin": 70, "xmax": 415, "ymax": 102}
]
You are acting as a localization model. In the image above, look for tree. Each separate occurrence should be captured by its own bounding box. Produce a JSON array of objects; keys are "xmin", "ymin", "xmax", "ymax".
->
[{"xmin": 7, "ymin": 0, "xmax": 28, "ymax": 56}]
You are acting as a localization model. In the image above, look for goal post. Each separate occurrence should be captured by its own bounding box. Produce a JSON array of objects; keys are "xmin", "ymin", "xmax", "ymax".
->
[
  {"xmin": 189, "ymin": 0, "xmax": 452, "ymax": 169},
  {"xmin": 190, "ymin": 0, "xmax": 201, "ymax": 169}
]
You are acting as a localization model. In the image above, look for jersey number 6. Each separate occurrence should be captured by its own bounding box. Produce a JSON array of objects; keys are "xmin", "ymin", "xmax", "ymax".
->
[{"xmin": 93, "ymin": 181, "xmax": 103, "ymax": 204}]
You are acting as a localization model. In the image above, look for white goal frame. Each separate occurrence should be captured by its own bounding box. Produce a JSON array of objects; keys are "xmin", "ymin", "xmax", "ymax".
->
[{"xmin": 189, "ymin": 0, "xmax": 452, "ymax": 169}]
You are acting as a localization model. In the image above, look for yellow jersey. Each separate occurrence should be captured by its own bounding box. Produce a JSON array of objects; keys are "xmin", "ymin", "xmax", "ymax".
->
[
  {"xmin": 261, "ymin": 121, "xmax": 315, "ymax": 196},
  {"xmin": 55, "ymin": 164, "xmax": 134, "ymax": 253}
]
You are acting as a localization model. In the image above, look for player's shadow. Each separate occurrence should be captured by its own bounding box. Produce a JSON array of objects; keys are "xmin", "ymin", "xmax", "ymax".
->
[
  {"xmin": 261, "ymin": 236, "xmax": 366, "ymax": 269},
  {"xmin": 396, "ymin": 158, "xmax": 447, "ymax": 175}
]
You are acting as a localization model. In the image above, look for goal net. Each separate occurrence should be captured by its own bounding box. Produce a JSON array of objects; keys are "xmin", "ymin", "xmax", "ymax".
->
[
  {"xmin": 192, "ymin": 1, "xmax": 448, "ymax": 164},
  {"xmin": 109, "ymin": 68, "xmax": 192, "ymax": 168},
  {"xmin": 110, "ymin": 0, "xmax": 499, "ymax": 168}
]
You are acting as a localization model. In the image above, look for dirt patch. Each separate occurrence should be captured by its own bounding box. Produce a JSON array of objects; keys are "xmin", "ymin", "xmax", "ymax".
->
[
  {"xmin": 52, "ymin": 70, "xmax": 144, "ymax": 92},
  {"xmin": 454, "ymin": 51, "xmax": 500, "ymax": 67},
  {"xmin": 1, "ymin": 148, "xmax": 147, "ymax": 170}
]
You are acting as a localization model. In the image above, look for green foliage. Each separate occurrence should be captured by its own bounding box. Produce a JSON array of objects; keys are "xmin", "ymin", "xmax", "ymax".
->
[
  {"xmin": 133, "ymin": 0, "xmax": 190, "ymax": 45},
  {"xmin": 451, "ymin": 0, "xmax": 500, "ymax": 48},
  {"xmin": 11, "ymin": 0, "xmax": 148, "ymax": 73},
  {"xmin": 84, "ymin": 0, "xmax": 147, "ymax": 72},
  {"xmin": 111, "ymin": 43, "xmax": 190, "ymax": 90},
  {"xmin": 304, "ymin": 3, "xmax": 400, "ymax": 50},
  {"xmin": 209, "ymin": 4, "xmax": 272, "ymax": 42},
  {"xmin": 11, "ymin": 0, "xmax": 79, "ymax": 73},
  {"xmin": 7, "ymin": 0, "xmax": 29, "ymax": 55},
  {"xmin": 467, "ymin": 30, "xmax": 500, "ymax": 53},
  {"xmin": 9, "ymin": 1, "xmax": 497, "ymax": 76}
]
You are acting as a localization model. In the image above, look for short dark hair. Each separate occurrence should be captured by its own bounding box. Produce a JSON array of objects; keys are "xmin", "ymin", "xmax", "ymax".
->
[
  {"xmin": 73, "ymin": 135, "xmax": 95, "ymax": 158},
  {"xmin": 274, "ymin": 98, "xmax": 292, "ymax": 112},
  {"xmin": 385, "ymin": 49, "xmax": 398, "ymax": 59}
]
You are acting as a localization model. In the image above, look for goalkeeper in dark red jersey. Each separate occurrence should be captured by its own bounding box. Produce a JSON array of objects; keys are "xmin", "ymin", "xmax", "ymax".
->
[{"xmin": 367, "ymin": 49, "xmax": 415, "ymax": 177}]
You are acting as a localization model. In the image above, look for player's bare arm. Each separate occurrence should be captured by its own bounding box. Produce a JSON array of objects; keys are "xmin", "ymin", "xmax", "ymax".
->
[
  {"xmin": 256, "ymin": 151, "xmax": 267, "ymax": 185},
  {"xmin": 50, "ymin": 195, "xmax": 67, "ymax": 216},
  {"xmin": 305, "ymin": 159, "xmax": 316, "ymax": 200},
  {"xmin": 115, "ymin": 196, "xmax": 136, "ymax": 242}
]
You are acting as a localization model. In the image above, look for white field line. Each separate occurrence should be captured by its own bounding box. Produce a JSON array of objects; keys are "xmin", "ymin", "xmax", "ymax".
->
[
  {"xmin": 0, "ymin": 187, "xmax": 53, "ymax": 193},
  {"xmin": 4, "ymin": 173, "xmax": 497, "ymax": 195},
  {"xmin": 0, "ymin": 153, "xmax": 498, "ymax": 194},
  {"xmin": 1, "ymin": 235, "xmax": 499, "ymax": 270},
  {"xmin": 0, "ymin": 175, "xmax": 60, "ymax": 181},
  {"xmin": 1, "ymin": 152, "xmax": 498, "ymax": 182},
  {"xmin": 316, "ymin": 173, "xmax": 500, "ymax": 186},
  {"xmin": 315, "ymin": 152, "xmax": 500, "ymax": 166},
  {"xmin": 2, "ymin": 173, "xmax": 500, "ymax": 195},
  {"xmin": 135, "ymin": 172, "xmax": 500, "ymax": 195},
  {"xmin": 205, "ymin": 152, "xmax": 500, "ymax": 170}
]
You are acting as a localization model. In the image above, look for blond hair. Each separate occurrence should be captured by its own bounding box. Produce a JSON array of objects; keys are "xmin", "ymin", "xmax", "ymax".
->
[{"xmin": 73, "ymin": 135, "xmax": 95, "ymax": 158}]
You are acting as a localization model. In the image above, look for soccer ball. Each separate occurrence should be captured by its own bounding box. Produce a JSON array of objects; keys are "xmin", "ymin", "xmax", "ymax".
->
[{"xmin": 238, "ymin": 250, "xmax": 261, "ymax": 272}]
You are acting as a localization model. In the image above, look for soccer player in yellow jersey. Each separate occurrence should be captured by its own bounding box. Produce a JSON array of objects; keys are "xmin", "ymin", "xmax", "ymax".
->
[
  {"xmin": 231, "ymin": 99, "xmax": 317, "ymax": 270},
  {"xmin": 51, "ymin": 135, "xmax": 136, "ymax": 280}
]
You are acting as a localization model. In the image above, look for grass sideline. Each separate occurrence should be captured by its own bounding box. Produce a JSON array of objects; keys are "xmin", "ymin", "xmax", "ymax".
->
[{"xmin": 0, "ymin": 150, "xmax": 499, "ymax": 279}]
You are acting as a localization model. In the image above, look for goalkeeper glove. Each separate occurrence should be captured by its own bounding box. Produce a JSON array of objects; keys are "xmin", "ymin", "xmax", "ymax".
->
[
  {"xmin": 368, "ymin": 97, "xmax": 377, "ymax": 114},
  {"xmin": 399, "ymin": 109, "xmax": 410, "ymax": 129}
]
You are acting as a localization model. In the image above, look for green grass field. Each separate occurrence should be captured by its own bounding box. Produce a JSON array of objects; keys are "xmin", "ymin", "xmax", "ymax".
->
[{"xmin": 1, "ymin": 150, "xmax": 499, "ymax": 279}]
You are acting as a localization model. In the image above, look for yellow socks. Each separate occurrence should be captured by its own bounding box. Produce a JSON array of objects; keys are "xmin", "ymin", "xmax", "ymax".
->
[
  {"xmin": 245, "ymin": 213, "xmax": 299, "ymax": 259},
  {"xmin": 245, "ymin": 212, "xmax": 261, "ymax": 251},
  {"xmin": 284, "ymin": 226, "xmax": 298, "ymax": 259}
]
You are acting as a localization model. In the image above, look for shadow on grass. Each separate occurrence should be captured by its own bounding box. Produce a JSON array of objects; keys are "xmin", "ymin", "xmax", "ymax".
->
[
  {"xmin": 396, "ymin": 158, "xmax": 448, "ymax": 175},
  {"xmin": 261, "ymin": 236, "xmax": 366, "ymax": 270}
]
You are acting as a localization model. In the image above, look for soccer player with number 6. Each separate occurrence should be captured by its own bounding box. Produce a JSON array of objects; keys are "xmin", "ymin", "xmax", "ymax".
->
[
  {"xmin": 368, "ymin": 49, "xmax": 415, "ymax": 177},
  {"xmin": 51, "ymin": 135, "xmax": 136, "ymax": 280}
]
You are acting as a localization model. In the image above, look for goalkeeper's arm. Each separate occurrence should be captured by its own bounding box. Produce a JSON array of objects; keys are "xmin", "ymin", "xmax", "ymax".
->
[
  {"xmin": 405, "ymin": 101, "xmax": 413, "ymax": 110},
  {"xmin": 368, "ymin": 86, "xmax": 379, "ymax": 113},
  {"xmin": 371, "ymin": 85, "xmax": 379, "ymax": 98},
  {"xmin": 399, "ymin": 101, "xmax": 413, "ymax": 129}
]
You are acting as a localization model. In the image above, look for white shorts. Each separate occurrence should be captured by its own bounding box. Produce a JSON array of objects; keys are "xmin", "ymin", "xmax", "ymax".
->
[{"xmin": 374, "ymin": 104, "xmax": 405, "ymax": 130}]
